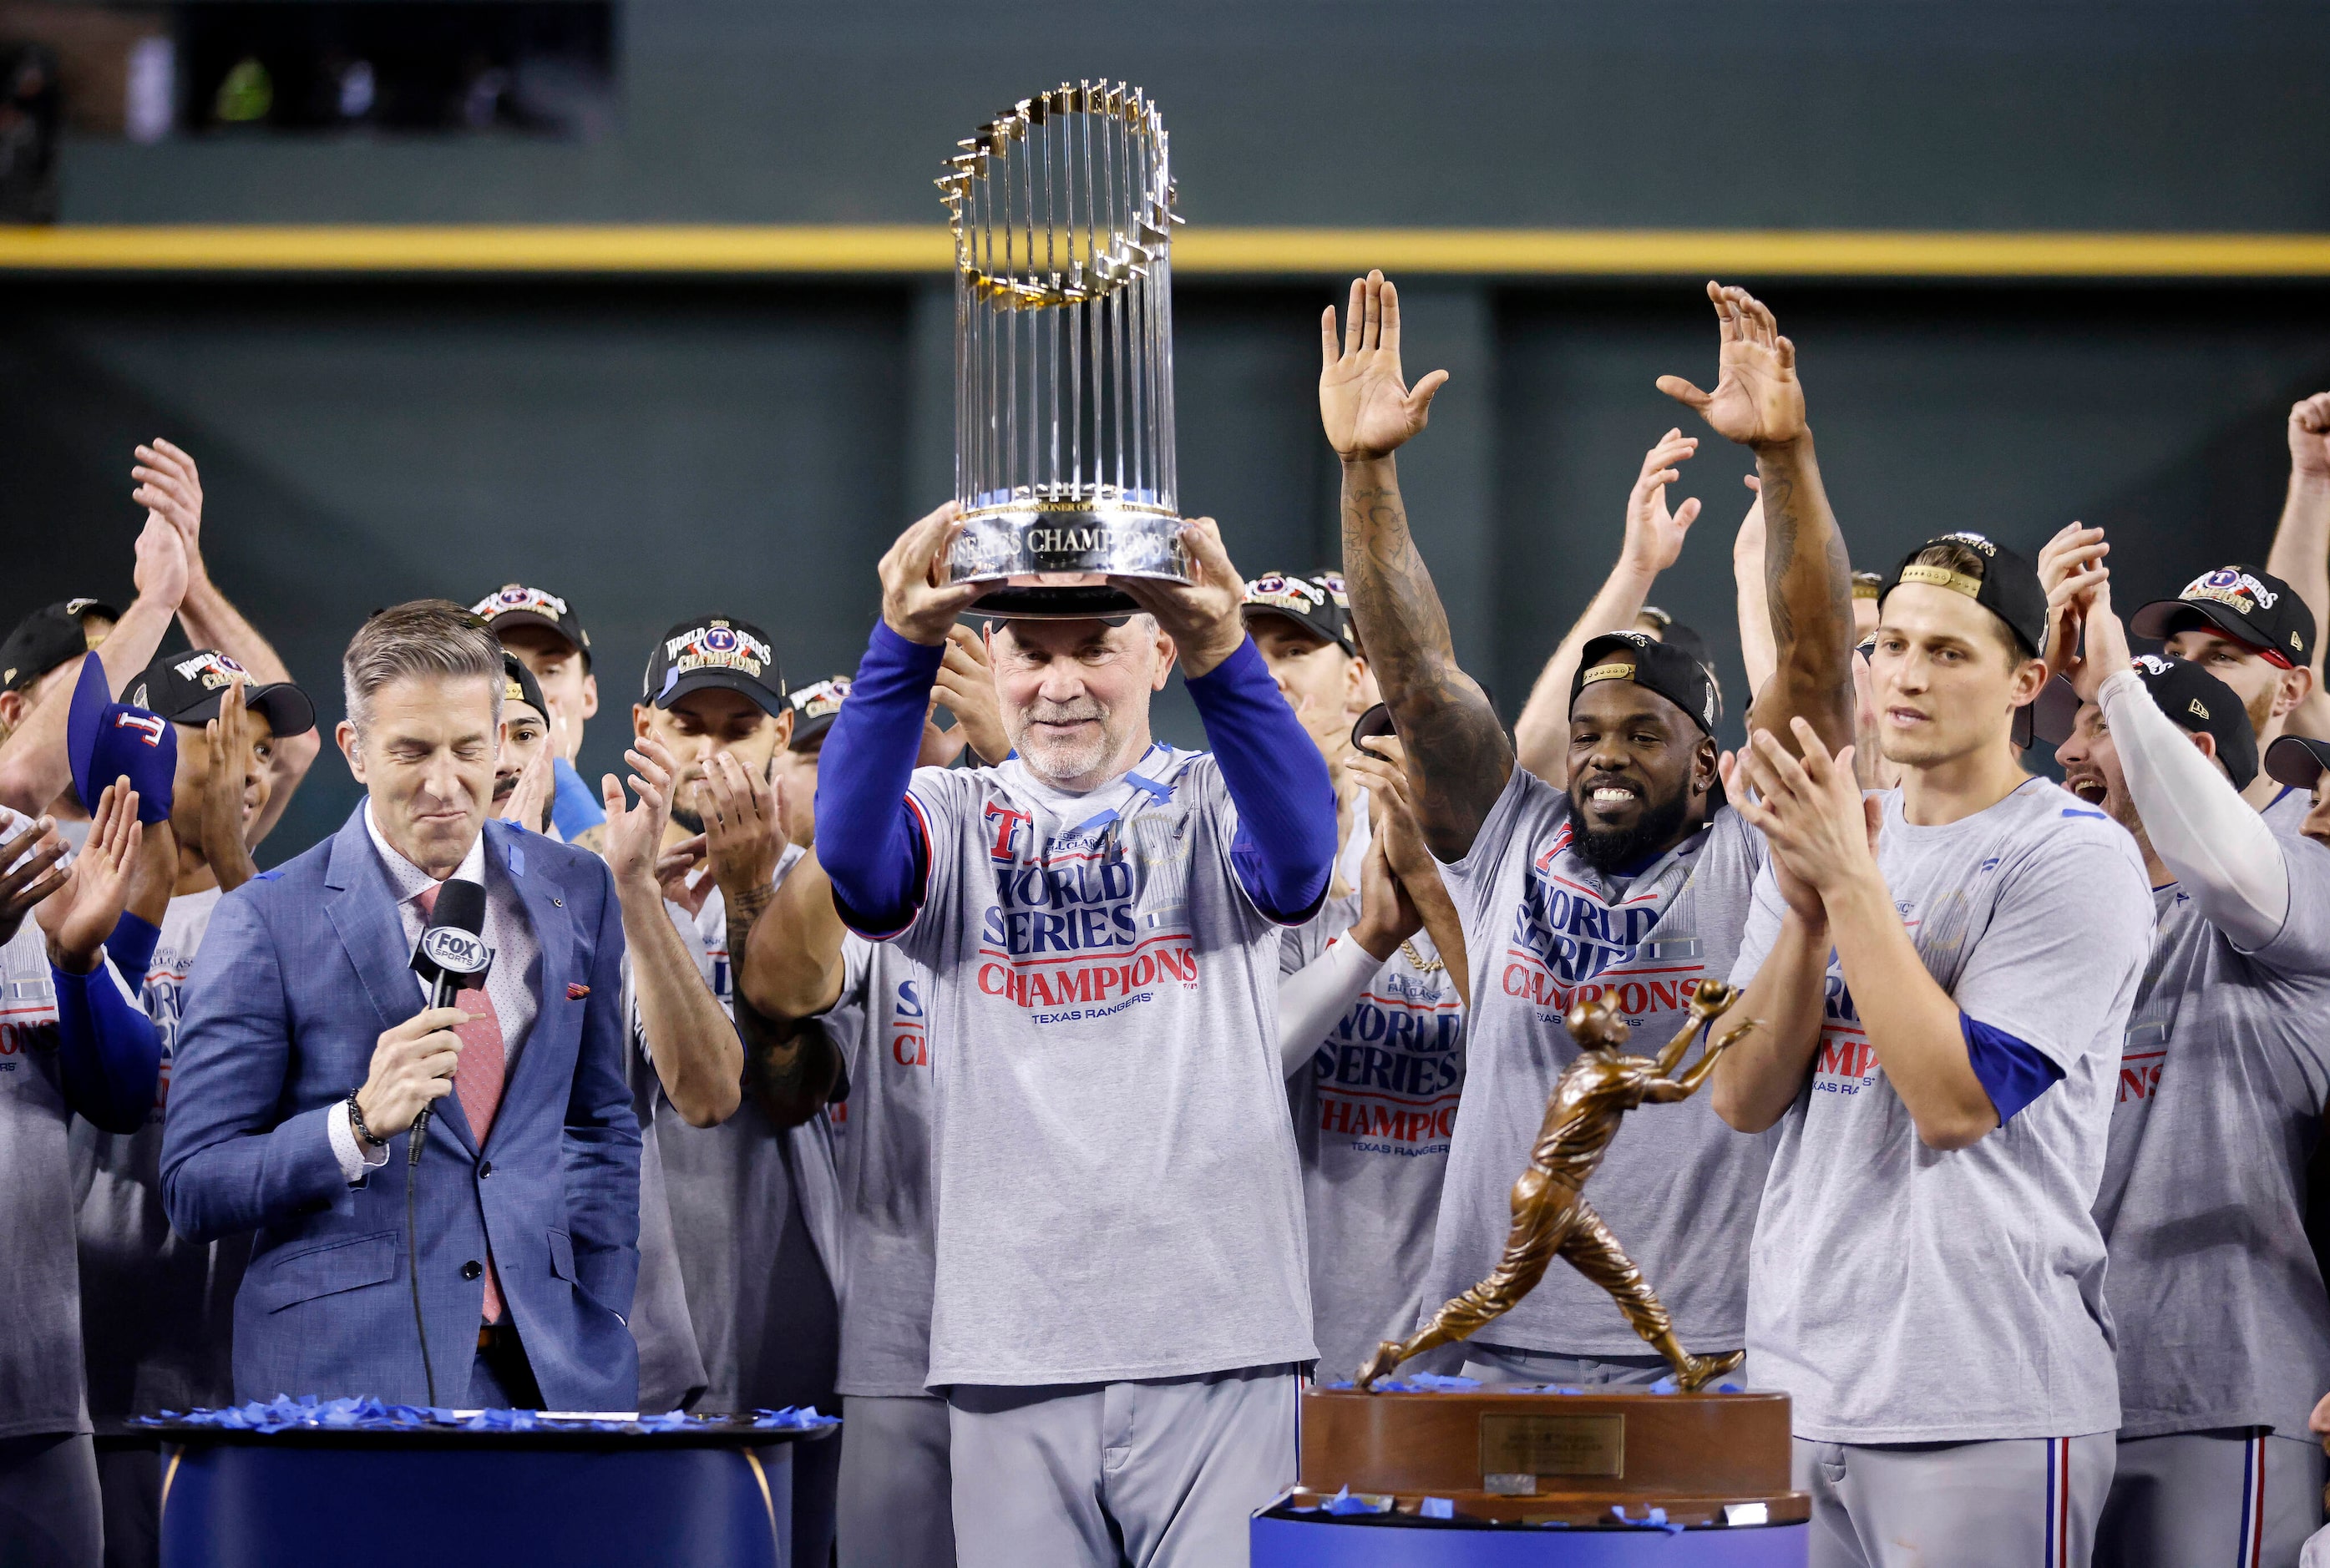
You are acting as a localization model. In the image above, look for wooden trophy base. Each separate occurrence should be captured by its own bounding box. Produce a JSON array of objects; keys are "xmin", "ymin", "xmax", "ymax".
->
[{"xmin": 1296, "ymin": 1386, "xmax": 1809, "ymax": 1529}]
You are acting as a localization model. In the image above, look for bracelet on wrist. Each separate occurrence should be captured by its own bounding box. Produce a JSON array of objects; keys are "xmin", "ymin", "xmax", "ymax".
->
[{"xmin": 345, "ymin": 1089, "xmax": 389, "ymax": 1150}]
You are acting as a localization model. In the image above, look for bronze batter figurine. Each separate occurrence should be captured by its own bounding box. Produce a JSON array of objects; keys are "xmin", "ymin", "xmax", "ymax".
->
[{"xmin": 1357, "ymin": 982, "xmax": 1760, "ymax": 1393}]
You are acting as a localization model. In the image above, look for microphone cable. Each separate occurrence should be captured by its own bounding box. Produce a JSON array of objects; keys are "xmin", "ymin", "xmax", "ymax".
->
[{"xmin": 407, "ymin": 1113, "xmax": 437, "ymax": 1407}]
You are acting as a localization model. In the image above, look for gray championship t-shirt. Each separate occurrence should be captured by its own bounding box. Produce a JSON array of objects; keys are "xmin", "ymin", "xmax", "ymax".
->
[
  {"xmin": 1283, "ymin": 893, "xmax": 1467, "ymax": 1381},
  {"xmin": 889, "ymin": 746, "xmax": 1315, "ymax": 1386},
  {"xmin": 1730, "ymin": 778, "xmax": 2151, "ymax": 1443},
  {"xmin": 1428, "ymin": 766, "xmax": 1775, "ymax": 1355},
  {"xmin": 73, "ymin": 887, "xmax": 249, "ymax": 1428},
  {"xmin": 819, "ymin": 933, "xmax": 940, "ymax": 1399},
  {"xmin": 0, "ymin": 912, "xmax": 92, "ymax": 1439},
  {"xmin": 631, "ymin": 842, "xmax": 846, "ymax": 1413},
  {"xmin": 2094, "ymin": 829, "xmax": 2330, "ymax": 1439},
  {"xmin": 2262, "ymin": 784, "xmax": 2311, "ymax": 837}
]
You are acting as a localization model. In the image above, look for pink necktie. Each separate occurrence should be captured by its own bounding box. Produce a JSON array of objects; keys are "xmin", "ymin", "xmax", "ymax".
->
[{"xmin": 417, "ymin": 881, "xmax": 508, "ymax": 1322}]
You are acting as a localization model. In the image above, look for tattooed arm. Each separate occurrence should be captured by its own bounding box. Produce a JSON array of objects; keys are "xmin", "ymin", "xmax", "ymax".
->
[
  {"xmin": 1657, "ymin": 282, "xmax": 1855, "ymax": 756},
  {"xmin": 1322, "ymin": 271, "xmax": 1513, "ymax": 862}
]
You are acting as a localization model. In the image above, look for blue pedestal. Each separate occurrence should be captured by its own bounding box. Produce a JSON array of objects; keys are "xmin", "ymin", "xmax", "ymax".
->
[
  {"xmin": 160, "ymin": 1429, "xmax": 827, "ymax": 1568},
  {"xmin": 1252, "ymin": 1514, "xmax": 1810, "ymax": 1565}
]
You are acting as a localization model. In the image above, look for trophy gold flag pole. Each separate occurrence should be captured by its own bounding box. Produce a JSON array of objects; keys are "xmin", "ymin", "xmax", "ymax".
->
[{"xmin": 936, "ymin": 83, "xmax": 1186, "ymax": 618}]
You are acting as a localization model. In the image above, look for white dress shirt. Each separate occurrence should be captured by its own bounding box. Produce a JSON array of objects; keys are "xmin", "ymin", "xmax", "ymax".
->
[{"xmin": 331, "ymin": 807, "xmax": 543, "ymax": 1181}]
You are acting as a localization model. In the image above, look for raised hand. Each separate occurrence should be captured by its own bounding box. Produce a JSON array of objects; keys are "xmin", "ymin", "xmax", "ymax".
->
[
  {"xmin": 1348, "ymin": 819, "xmax": 1422, "ymax": 963},
  {"xmin": 38, "ymin": 780, "xmax": 143, "ymax": 973},
  {"xmin": 878, "ymin": 501, "xmax": 981, "ymax": 646},
  {"xmin": 1348, "ymin": 736, "xmax": 1436, "ymax": 888},
  {"xmin": 132, "ymin": 438, "xmax": 208, "ymax": 586},
  {"xmin": 601, "ymin": 736, "xmax": 680, "ymax": 898},
  {"xmin": 1115, "ymin": 516, "xmax": 1249, "ymax": 679},
  {"xmin": 937, "ymin": 625, "xmax": 1011, "ymax": 766},
  {"xmin": 2058, "ymin": 578, "xmax": 2133, "ymax": 706},
  {"xmin": 2037, "ymin": 521, "xmax": 2111, "ymax": 685},
  {"xmin": 1621, "ymin": 429, "xmax": 1703, "ymax": 576},
  {"xmin": 1319, "ymin": 271, "xmax": 1451, "ymax": 461},
  {"xmin": 132, "ymin": 510, "xmax": 190, "ymax": 615},
  {"xmin": 0, "ymin": 814, "xmax": 68, "ymax": 947},
  {"xmin": 1656, "ymin": 282, "xmax": 1808, "ymax": 450},
  {"xmin": 201, "ymin": 676, "xmax": 260, "ymax": 891},
  {"xmin": 2292, "ymin": 392, "xmax": 2330, "ymax": 482}
]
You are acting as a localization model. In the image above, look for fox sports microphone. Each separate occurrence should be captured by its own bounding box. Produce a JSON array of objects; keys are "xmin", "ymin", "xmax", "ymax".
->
[{"xmin": 407, "ymin": 879, "xmax": 492, "ymax": 1155}]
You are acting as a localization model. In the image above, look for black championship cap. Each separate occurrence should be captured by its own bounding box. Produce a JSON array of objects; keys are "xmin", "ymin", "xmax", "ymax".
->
[
  {"xmin": 3, "ymin": 598, "xmax": 119, "ymax": 693},
  {"xmin": 1879, "ymin": 532, "xmax": 2050, "ymax": 659},
  {"xmin": 2265, "ymin": 734, "xmax": 2330, "ymax": 793},
  {"xmin": 1571, "ymin": 630, "xmax": 1720, "ymax": 738},
  {"xmin": 786, "ymin": 675, "xmax": 851, "ymax": 751},
  {"xmin": 1239, "ymin": 572, "xmax": 1353, "ymax": 654},
  {"xmin": 128, "ymin": 649, "xmax": 317, "ymax": 738},
  {"xmin": 472, "ymin": 584, "xmax": 594, "ymax": 672},
  {"xmin": 643, "ymin": 615, "xmax": 785, "ymax": 716},
  {"xmin": 500, "ymin": 653, "xmax": 549, "ymax": 722},
  {"xmin": 1654, "ymin": 617, "xmax": 1712, "ymax": 673},
  {"xmin": 2032, "ymin": 654, "xmax": 2257, "ymax": 791},
  {"xmin": 2130, "ymin": 564, "xmax": 2313, "ymax": 670}
]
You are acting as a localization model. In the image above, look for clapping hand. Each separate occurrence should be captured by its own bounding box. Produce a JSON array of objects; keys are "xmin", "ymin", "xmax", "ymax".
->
[
  {"xmin": 1657, "ymin": 283, "xmax": 1808, "ymax": 450},
  {"xmin": 602, "ymin": 736, "xmax": 681, "ymax": 899},
  {"xmin": 700, "ymin": 751, "xmax": 783, "ymax": 923},
  {"xmin": 0, "ymin": 814, "xmax": 68, "ymax": 948},
  {"xmin": 1720, "ymin": 717, "xmax": 1879, "ymax": 917},
  {"xmin": 1319, "ymin": 270, "xmax": 1451, "ymax": 462},
  {"xmin": 202, "ymin": 677, "xmax": 260, "ymax": 891},
  {"xmin": 936, "ymin": 625, "xmax": 1011, "ymax": 766},
  {"xmin": 132, "ymin": 439, "xmax": 208, "ymax": 587},
  {"xmin": 38, "ymin": 780, "xmax": 142, "ymax": 974},
  {"xmin": 498, "ymin": 743, "xmax": 555, "ymax": 831}
]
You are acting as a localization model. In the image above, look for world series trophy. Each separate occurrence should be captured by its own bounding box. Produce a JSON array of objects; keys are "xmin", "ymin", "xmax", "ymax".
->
[
  {"xmin": 935, "ymin": 83, "xmax": 1187, "ymax": 617},
  {"xmin": 1274, "ymin": 984, "xmax": 1813, "ymax": 1550}
]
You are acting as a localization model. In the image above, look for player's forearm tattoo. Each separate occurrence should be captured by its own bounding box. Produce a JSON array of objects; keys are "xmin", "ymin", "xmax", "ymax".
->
[
  {"xmin": 1340, "ymin": 461, "xmax": 1513, "ymax": 860},
  {"xmin": 1753, "ymin": 435, "xmax": 1856, "ymax": 751},
  {"xmin": 737, "ymin": 997, "xmax": 838, "ymax": 1129}
]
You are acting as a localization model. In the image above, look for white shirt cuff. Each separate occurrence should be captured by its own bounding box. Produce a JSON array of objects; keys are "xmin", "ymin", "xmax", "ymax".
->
[{"xmin": 329, "ymin": 1100, "xmax": 392, "ymax": 1183}]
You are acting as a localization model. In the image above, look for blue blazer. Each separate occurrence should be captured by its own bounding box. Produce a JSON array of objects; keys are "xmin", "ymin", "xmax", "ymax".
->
[{"xmin": 160, "ymin": 807, "xmax": 641, "ymax": 1410}]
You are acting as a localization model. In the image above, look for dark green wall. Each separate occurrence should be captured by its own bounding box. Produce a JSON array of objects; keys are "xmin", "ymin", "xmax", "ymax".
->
[{"xmin": 8, "ymin": 275, "xmax": 2328, "ymax": 862}]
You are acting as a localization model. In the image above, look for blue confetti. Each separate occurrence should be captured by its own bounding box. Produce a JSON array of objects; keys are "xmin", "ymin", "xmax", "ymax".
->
[
  {"xmin": 134, "ymin": 1397, "xmax": 838, "ymax": 1437},
  {"xmin": 1648, "ymin": 1376, "xmax": 1679, "ymax": 1394},
  {"xmin": 1716, "ymin": 1381, "xmax": 1745, "ymax": 1393},
  {"xmin": 1322, "ymin": 1486, "xmax": 1393, "ymax": 1516},
  {"xmin": 1609, "ymin": 1504, "xmax": 1684, "ymax": 1535},
  {"xmin": 1420, "ymin": 1497, "xmax": 1454, "ymax": 1520}
]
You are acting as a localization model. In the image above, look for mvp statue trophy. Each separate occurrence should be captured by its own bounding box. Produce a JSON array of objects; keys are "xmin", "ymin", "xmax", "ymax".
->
[
  {"xmin": 936, "ymin": 82, "xmax": 1186, "ymax": 616},
  {"xmin": 1267, "ymin": 984, "xmax": 1811, "ymax": 1563}
]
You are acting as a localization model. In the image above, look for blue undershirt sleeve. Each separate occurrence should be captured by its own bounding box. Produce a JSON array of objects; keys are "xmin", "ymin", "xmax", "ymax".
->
[
  {"xmin": 1185, "ymin": 637, "xmax": 1338, "ymax": 923},
  {"xmin": 104, "ymin": 911, "xmax": 160, "ymax": 990},
  {"xmin": 1962, "ymin": 1012, "xmax": 2064, "ymax": 1125},
  {"xmin": 817, "ymin": 621, "xmax": 941, "ymax": 938},
  {"xmin": 53, "ymin": 960, "xmax": 164, "ymax": 1136}
]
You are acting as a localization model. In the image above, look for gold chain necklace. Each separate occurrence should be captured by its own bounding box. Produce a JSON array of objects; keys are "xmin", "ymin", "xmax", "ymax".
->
[{"xmin": 1400, "ymin": 938, "xmax": 1446, "ymax": 974}]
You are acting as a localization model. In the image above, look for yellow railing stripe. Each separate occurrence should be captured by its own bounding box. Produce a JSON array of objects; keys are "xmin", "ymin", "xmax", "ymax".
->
[{"xmin": 3, "ymin": 225, "xmax": 2330, "ymax": 278}]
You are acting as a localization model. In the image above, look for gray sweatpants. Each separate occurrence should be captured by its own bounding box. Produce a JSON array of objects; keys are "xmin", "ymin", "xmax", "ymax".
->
[
  {"xmin": 947, "ymin": 1363, "xmax": 1298, "ymax": 1568},
  {"xmin": 0, "ymin": 1432, "xmax": 101, "ymax": 1568},
  {"xmin": 838, "ymin": 1393, "xmax": 955, "ymax": 1568},
  {"xmin": 2098, "ymin": 1429, "xmax": 2326, "ymax": 1568},
  {"xmin": 1461, "ymin": 1344, "xmax": 1683, "ymax": 1388},
  {"xmin": 1796, "ymin": 1433, "xmax": 2115, "ymax": 1568}
]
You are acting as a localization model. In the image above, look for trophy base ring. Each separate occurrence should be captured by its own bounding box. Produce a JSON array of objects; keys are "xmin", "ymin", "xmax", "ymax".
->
[{"xmin": 945, "ymin": 503, "xmax": 1189, "ymax": 620}]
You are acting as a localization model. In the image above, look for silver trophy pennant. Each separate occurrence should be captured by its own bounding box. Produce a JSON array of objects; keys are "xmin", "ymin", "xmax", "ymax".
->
[{"xmin": 936, "ymin": 83, "xmax": 1185, "ymax": 617}]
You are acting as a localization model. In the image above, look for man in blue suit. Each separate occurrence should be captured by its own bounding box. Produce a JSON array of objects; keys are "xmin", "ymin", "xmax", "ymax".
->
[{"xmin": 162, "ymin": 600, "xmax": 640, "ymax": 1411}]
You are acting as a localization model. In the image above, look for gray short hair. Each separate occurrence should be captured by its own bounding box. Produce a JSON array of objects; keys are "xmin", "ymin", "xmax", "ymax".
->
[{"xmin": 342, "ymin": 599, "xmax": 504, "ymax": 739}]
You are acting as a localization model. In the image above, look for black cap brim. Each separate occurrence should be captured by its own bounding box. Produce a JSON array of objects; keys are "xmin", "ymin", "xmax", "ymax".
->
[
  {"xmin": 160, "ymin": 681, "xmax": 317, "ymax": 739},
  {"xmin": 1240, "ymin": 604, "xmax": 1350, "ymax": 653},
  {"xmin": 789, "ymin": 712, "xmax": 838, "ymax": 751},
  {"xmin": 2129, "ymin": 597, "xmax": 2265, "ymax": 652},
  {"xmin": 486, "ymin": 610, "xmax": 592, "ymax": 670},
  {"xmin": 2266, "ymin": 735, "xmax": 2330, "ymax": 792},
  {"xmin": 653, "ymin": 669, "xmax": 788, "ymax": 718}
]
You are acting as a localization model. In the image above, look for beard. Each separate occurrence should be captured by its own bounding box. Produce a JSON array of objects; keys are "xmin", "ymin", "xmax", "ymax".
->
[
  {"xmin": 2246, "ymin": 686, "xmax": 2277, "ymax": 741},
  {"xmin": 670, "ymin": 798, "xmax": 704, "ymax": 834},
  {"xmin": 1012, "ymin": 697, "xmax": 1120, "ymax": 786},
  {"xmin": 1576, "ymin": 784, "xmax": 1695, "ymax": 877}
]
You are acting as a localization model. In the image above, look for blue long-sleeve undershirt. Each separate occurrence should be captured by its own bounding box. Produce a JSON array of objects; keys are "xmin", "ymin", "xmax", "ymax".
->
[
  {"xmin": 817, "ymin": 621, "xmax": 1340, "ymax": 936},
  {"xmin": 53, "ymin": 958, "xmax": 164, "ymax": 1136},
  {"xmin": 1186, "ymin": 636, "xmax": 1337, "ymax": 923},
  {"xmin": 104, "ymin": 910, "xmax": 160, "ymax": 988}
]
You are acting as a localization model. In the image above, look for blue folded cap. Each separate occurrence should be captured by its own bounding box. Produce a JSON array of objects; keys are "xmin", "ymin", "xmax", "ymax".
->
[{"xmin": 67, "ymin": 654, "xmax": 176, "ymax": 825}]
